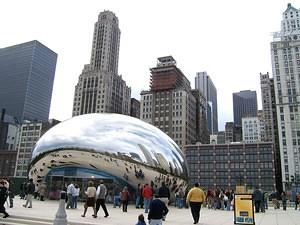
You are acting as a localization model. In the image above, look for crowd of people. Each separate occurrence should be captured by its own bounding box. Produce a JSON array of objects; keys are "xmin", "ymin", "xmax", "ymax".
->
[{"xmin": 2, "ymin": 177, "xmax": 300, "ymax": 224}]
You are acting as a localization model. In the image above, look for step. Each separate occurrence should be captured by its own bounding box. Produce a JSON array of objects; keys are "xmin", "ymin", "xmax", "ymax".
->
[
  {"xmin": 0, "ymin": 215, "xmax": 97, "ymax": 225},
  {"xmin": 0, "ymin": 217, "xmax": 52, "ymax": 225}
]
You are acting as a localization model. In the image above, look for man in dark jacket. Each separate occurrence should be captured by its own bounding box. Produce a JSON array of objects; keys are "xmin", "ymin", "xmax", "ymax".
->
[
  {"xmin": 0, "ymin": 179, "xmax": 9, "ymax": 218},
  {"xmin": 23, "ymin": 178, "xmax": 35, "ymax": 208},
  {"xmin": 253, "ymin": 186, "xmax": 263, "ymax": 213},
  {"xmin": 148, "ymin": 195, "xmax": 168, "ymax": 225},
  {"xmin": 158, "ymin": 182, "xmax": 170, "ymax": 220}
]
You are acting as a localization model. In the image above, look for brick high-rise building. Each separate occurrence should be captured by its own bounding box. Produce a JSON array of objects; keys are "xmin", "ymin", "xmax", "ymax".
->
[
  {"xmin": 140, "ymin": 56, "xmax": 196, "ymax": 149},
  {"xmin": 72, "ymin": 11, "xmax": 131, "ymax": 116}
]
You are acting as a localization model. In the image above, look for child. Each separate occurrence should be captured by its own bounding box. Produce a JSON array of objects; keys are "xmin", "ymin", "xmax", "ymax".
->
[{"xmin": 135, "ymin": 214, "xmax": 146, "ymax": 225}]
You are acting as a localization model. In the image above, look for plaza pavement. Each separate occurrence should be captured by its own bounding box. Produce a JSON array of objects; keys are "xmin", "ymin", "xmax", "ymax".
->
[{"xmin": 1, "ymin": 198, "xmax": 300, "ymax": 225}]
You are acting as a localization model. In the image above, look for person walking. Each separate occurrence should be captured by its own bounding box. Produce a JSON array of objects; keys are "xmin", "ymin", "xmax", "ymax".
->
[
  {"xmin": 72, "ymin": 184, "xmax": 80, "ymax": 209},
  {"xmin": 148, "ymin": 194, "xmax": 169, "ymax": 225},
  {"xmin": 38, "ymin": 182, "xmax": 47, "ymax": 201},
  {"xmin": 81, "ymin": 181, "xmax": 97, "ymax": 218},
  {"xmin": 263, "ymin": 191, "xmax": 269, "ymax": 210},
  {"xmin": 112, "ymin": 184, "xmax": 121, "ymax": 208},
  {"xmin": 3, "ymin": 178, "xmax": 13, "ymax": 208},
  {"xmin": 66, "ymin": 182, "xmax": 75, "ymax": 209},
  {"xmin": 253, "ymin": 186, "xmax": 263, "ymax": 213},
  {"xmin": 158, "ymin": 182, "xmax": 170, "ymax": 220},
  {"xmin": 0, "ymin": 179, "xmax": 9, "ymax": 218},
  {"xmin": 136, "ymin": 183, "xmax": 142, "ymax": 208},
  {"xmin": 95, "ymin": 180, "xmax": 109, "ymax": 217},
  {"xmin": 143, "ymin": 183, "xmax": 153, "ymax": 213},
  {"xmin": 23, "ymin": 178, "xmax": 35, "ymax": 208},
  {"xmin": 186, "ymin": 183, "xmax": 206, "ymax": 224},
  {"xmin": 281, "ymin": 191, "xmax": 287, "ymax": 211},
  {"xmin": 295, "ymin": 193, "xmax": 300, "ymax": 210},
  {"xmin": 121, "ymin": 186, "xmax": 130, "ymax": 212}
]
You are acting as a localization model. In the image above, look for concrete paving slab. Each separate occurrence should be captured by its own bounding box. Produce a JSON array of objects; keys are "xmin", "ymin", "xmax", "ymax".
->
[{"xmin": 2, "ymin": 198, "xmax": 300, "ymax": 225}]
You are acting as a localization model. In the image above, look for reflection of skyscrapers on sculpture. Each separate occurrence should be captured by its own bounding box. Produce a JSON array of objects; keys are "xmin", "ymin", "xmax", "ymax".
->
[{"xmin": 29, "ymin": 114, "xmax": 188, "ymax": 193}]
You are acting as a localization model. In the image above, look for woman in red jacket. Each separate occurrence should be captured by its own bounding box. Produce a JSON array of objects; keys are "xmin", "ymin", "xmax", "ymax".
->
[
  {"xmin": 121, "ymin": 186, "xmax": 130, "ymax": 212},
  {"xmin": 142, "ymin": 184, "xmax": 153, "ymax": 213}
]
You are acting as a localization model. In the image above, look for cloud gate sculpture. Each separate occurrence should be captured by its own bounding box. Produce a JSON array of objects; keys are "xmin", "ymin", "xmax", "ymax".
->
[{"xmin": 29, "ymin": 113, "xmax": 189, "ymax": 192}]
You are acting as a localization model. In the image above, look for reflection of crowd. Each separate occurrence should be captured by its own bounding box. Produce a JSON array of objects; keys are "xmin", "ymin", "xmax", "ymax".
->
[{"xmin": 135, "ymin": 169, "xmax": 144, "ymax": 179}]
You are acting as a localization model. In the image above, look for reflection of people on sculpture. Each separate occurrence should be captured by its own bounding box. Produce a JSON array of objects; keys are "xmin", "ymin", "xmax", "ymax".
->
[
  {"xmin": 135, "ymin": 168, "xmax": 145, "ymax": 179},
  {"xmin": 123, "ymin": 173, "xmax": 129, "ymax": 180}
]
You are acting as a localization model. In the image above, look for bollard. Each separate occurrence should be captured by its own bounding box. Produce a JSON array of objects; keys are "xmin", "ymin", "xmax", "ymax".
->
[{"xmin": 53, "ymin": 191, "xmax": 68, "ymax": 225}]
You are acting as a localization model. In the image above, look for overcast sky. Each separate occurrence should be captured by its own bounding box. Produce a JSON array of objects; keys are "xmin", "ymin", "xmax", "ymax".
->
[{"xmin": 1, "ymin": 0, "xmax": 298, "ymax": 130}]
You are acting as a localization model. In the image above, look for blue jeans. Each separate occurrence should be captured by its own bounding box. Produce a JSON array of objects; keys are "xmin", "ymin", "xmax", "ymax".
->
[
  {"xmin": 72, "ymin": 196, "xmax": 78, "ymax": 208},
  {"xmin": 135, "ymin": 196, "xmax": 141, "ymax": 208},
  {"xmin": 113, "ymin": 195, "xmax": 120, "ymax": 208},
  {"xmin": 144, "ymin": 198, "xmax": 151, "ymax": 213},
  {"xmin": 226, "ymin": 200, "xmax": 231, "ymax": 211},
  {"xmin": 178, "ymin": 198, "xmax": 184, "ymax": 209}
]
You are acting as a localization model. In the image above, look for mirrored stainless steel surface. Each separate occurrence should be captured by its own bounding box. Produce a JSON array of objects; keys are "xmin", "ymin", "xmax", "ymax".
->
[{"xmin": 29, "ymin": 113, "xmax": 188, "ymax": 188}]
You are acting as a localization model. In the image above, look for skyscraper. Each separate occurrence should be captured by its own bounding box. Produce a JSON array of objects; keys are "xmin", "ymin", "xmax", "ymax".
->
[
  {"xmin": 260, "ymin": 72, "xmax": 281, "ymax": 191},
  {"xmin": 233, "ymin": 90, "xmax": 258, "ymax": 126},
  {"xmin": 72, "ymin": 11, "xmax": 131, "ymax": 116},
  {"xmin": 195, "ymin": 72, "xmax": 218, "ymax": 134},
  {"xmin": 0, "ymin": 40, "xmax": 57, "ymax": 122},
  {"xmin": 271, "ymin": 3, "xmax": 300, "ymax": 189},
  {"xmin": 140, "ymin": 56, "xmax": 197, "ymax": 149}
]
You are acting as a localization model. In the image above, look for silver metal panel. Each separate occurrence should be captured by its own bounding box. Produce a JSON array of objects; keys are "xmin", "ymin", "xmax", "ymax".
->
[{"xmin": 29, "ymin": 113, "xmax": 188, "ymax": 188}]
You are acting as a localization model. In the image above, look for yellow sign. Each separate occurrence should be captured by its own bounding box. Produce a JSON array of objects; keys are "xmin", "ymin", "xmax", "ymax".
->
[
  {"xmin": 234, "ymin": 194, "xmax": 255, "ymax": 225},
  {"xmin": 236, "ymin": 185, "xmax": 246, "ymax": 194}
]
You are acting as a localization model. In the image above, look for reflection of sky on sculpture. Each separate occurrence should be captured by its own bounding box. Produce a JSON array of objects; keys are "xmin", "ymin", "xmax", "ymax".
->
[{"xmin": 32, "ymin": 113, "xmax": 186, "ymax": 175}]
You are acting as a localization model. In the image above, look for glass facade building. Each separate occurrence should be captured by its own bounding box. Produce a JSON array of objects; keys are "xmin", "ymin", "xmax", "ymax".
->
[
  {"xmin": 233, "ymin": 90, "xmax": 258, "ymax": 126},
  {"xmin": 195, "ymin": 72, "xmax": 218, "ymax": 134},
  {"xmin": 0, "ymin": 40, "xmax": 57, "ymax": 122}
]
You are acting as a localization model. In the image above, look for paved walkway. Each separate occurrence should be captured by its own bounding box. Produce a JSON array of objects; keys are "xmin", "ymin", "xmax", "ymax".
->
[{"xmin": 2, "ymin": 198, "xmax": 300, "ymax": 225}]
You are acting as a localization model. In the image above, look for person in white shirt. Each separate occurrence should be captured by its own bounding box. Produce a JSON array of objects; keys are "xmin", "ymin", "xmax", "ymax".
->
[
  {"xmin": 72, "ymin": 184, "xmax": 80, "ymax": 209},
  {"xmin": 66, "ymin": 182, "xmax": 75, "ymax": 209},
  {"xmin": 82, "ymin": 181, "xmax": 96, "ymax": 218}
]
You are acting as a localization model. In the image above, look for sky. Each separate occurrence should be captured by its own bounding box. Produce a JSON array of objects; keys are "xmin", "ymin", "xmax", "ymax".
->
[{"xmin": 1, "ymin": 0, "xmax": 299, "ymax": 130}]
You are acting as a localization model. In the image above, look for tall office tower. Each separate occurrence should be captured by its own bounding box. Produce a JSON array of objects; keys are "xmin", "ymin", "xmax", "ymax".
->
[
  {"xmin": 15, "ymin": 119, "xmax": 60, "ymax": 177},
  {"xmin": 195, "ymin": 72, "xmax": 218, "ymax": 134},
  {"xmin": 191, "ymin": 90, "xmax": 210, "ymax": 144},
  {"xmin": 72, "ymin": 11, "xmax": 131, "ymax": 116},
  {"xmin": 271, "ymin": 3, "xmax": 300, "ymax": 189},
  {"xmin": 260, "ymin": 73, "xmax": 277, "ymax": 142},
  {"xmin": 233, "ymin": 90, "xmax": 258, "ymax": 126},
  {"xmin": 140, "ymin": 56, "xmax": 197, "ymax": 149},
  {"xmin": 0, "ymin": 40, "xmax": 57, "ymax": 122},
  {"xmin": 260, "ymin": 72, "xmax": 282, "ymax": 191}
]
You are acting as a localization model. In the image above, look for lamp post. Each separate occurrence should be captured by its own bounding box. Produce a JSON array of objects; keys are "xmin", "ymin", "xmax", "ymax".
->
[{"xmin": 53, "ymin": 191, "xmax": 68, "ymax": 225}]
